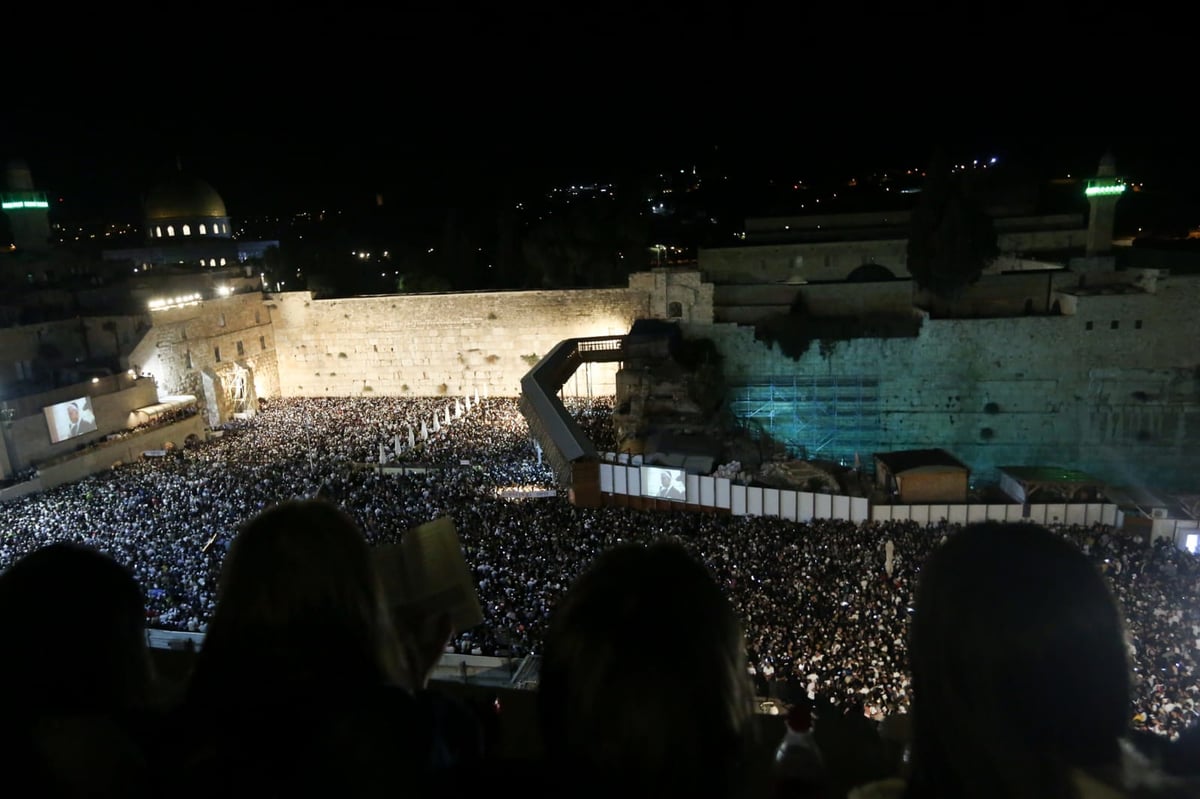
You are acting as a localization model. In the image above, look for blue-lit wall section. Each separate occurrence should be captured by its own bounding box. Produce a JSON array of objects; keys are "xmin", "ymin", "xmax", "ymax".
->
[{"xmin": 729, "ymin": 376, "xmax": 880, "ymax": 465}]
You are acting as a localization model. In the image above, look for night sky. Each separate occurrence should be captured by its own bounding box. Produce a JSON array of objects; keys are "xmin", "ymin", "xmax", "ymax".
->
[{"xmin": 2, "ymin": 7, "xmax": 1195, "ymax": 224}]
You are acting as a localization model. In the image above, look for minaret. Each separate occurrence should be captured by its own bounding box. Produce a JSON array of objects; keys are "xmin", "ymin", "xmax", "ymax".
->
[
  {"xmin": 1085, "ymin": 150, "xmax": 1124, "ymax": 255},
  {"xmin": 1, "ymin": 159, "xmax": 51, "ymax": 252}
]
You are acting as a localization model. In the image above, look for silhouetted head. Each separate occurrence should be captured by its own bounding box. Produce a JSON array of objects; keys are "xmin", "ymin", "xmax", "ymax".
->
[
  {"xmin": 190, "ymin": 499, "xmax": 402, "ymax": 702},
  {"xmin": 538, "ymin": 540, "xmax": 756, "ymax": 796},
  {"xmin": 906, "ymin": 522, "xmax": 1130, "ymax": 798},
  {"xmin": 0, "ymin": 542, "xmax": 150, "ymax": 717}
]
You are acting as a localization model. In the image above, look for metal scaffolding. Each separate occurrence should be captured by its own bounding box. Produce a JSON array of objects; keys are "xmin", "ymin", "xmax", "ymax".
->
[{"xmin": 729, "ymin": 375, "xmax": 880, "ymax": 464}]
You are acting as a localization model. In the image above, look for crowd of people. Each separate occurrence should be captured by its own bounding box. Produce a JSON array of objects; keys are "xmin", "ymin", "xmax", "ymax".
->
[{"xmin": 0, "ymin": 395, "xmax": 1197, "ymax": 746}]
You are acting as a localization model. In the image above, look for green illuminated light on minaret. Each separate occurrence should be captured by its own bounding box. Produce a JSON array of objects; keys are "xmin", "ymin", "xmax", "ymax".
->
[
  {"xmin": 1085, "ymin": 183, "xmax": 1125, "ymax": 197},
  {"xmin": 1, "ymin": 190, "xmax": 49, "ymax": 209}
]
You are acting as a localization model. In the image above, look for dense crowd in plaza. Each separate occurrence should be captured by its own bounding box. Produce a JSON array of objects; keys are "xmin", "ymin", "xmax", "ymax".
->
[{"xmin": 0, "ymin": 395, "xmax": 1197, "ymax": 743}]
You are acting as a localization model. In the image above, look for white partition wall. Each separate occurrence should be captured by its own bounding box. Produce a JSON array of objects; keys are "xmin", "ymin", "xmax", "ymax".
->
[
  {"xmin": 986, "ymin": 504, "xmax": 1007, "ymax": 521},
  {"xmin": 872, "ymin": 504, "xmax": 893, "ymax": 522},
  {"xmin": 627, "ymin": 467, "xmax": 642, "ymax": 497},
  {"xmin": 1045, "ymin": 503, "xmax": 1067, "ymax": 525},
  {"xmin": 1103, "ymin": 504, "xmax": 1118, "ymax": 526},
  {"xmin": 947, "ymin": 505, "xmax": 968, "ymax": 525},
  {"xmin": 851, "ymin": 497, "xmax": 869, "ymax": 523},
  {"xmin": 909, "ymin": 504, "xmax": 930, "ymax": 526},
  {"xmin": 928, "ymin": 505, "xmax": 949, "ymax": 524},
  {"xmin": 686, "ymin": 474, "xmax": 700, "ymax": 505},
  {"xmin": 700, "ymin": 476, "xmax": 716, "ymax": 507},
  {"xmin": 746, "ymin": 487, "xmax": 763, "ymax": 516},
  {"xmin": 731, "ymin": 484, "xmax": 748, "ymax": 516},
  {"xmin": 967, "ymin": 504, "xmax": 987, "ymax": 523},
  {"xmin": 1007, "ymin": 504, "xmax": 1025, "ymax": 522},
  {"xmin": 832, "ymin": 494, "xmax": 850, "ymax": 521},
  {"xmin": 716, "ymin": 478, "xmax": 732, "ymax": 510},
  {"xmin": 815, "ymin": 493, "xmax": 832, "ymax": 519},
  {"xmin": 614, "ymin": 466, "xmax": 628, "ymax": 495},
  {"xmin": 599, "ymin": 463, "xmax": 614, "ymax": 493},
  {"xmin": 1027, "ymin": 504, "xmax": 1047, "ymax": 524},
  {"xmin": 1086, "ymin": 503, "xmax": 1103, "ymax": 525},
  {"xmin": 781, "ymin": 490, "xmax": 798, "ymax": 521},
  {"xmin": 763, "ymin": 488, "xmax": 780, "ymax": 518},
  {"xmin": 1065, "ymin": 504, "xmax": 1087, "ymax": 526},
  {"xmin": 799, "ymin": 492, "xmax": 815, "ymax": 522}
]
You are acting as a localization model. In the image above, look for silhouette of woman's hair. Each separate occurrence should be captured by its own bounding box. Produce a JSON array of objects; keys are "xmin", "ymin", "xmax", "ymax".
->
[
  {"xmin": 189, "ymin": 499, "xmax": 402, "ymax": 701},
  {"xmin": 0, "ymin": 542, "xmax": 151, "ymax": 717},
  {"xmin": 905, "ymin": 521, "xmax": 1130, "ymax": 799},
  {"xmin": 538, "ymin": 540, "xmax": 756, "ymax": 796}
]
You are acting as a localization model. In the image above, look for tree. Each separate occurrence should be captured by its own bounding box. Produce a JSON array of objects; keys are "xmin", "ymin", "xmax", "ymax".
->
[{"xmin": 906, "ymin": 148, "xmax": 998, "ymax": 299}]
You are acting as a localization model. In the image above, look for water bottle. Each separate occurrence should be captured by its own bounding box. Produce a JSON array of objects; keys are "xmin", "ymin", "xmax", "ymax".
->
[{"xmin": 772, "ymin": 703, "xmax": 829, "ymax": 798}]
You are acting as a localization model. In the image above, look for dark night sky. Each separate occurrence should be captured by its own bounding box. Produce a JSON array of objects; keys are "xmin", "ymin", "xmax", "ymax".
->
[{"xmin": 3, "ymin": 6, "xmax": 1195, "ymax": 223}]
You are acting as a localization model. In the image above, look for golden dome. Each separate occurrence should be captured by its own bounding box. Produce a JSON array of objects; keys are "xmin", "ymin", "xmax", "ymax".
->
[{"xmin": 143, "ymin": 172, "xmax": 227, "ymax": 221}]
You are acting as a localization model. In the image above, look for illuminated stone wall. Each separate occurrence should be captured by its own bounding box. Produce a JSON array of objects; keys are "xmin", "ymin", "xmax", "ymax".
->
[
  {"xmin": 698, "ymin": 275, "xmax": 1200, "ymax": 492},
  {"xmin": 268, "ymin": 286, "xmax": 651, "ymax": 397},
  {"xmin": 128, "ymin": 292, "xmax": 278, "ymax": 409}
]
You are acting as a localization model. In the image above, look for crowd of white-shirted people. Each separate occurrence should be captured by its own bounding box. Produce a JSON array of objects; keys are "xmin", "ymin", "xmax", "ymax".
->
[{"xmin": 0, "ymin": 395, "xmax": 1197, "ymax": 743}]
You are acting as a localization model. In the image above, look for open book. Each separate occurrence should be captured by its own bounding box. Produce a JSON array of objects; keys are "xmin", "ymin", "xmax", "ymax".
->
[{"xmin": 374, "ymin": 516, "xmax": 484, "ymax": 633}]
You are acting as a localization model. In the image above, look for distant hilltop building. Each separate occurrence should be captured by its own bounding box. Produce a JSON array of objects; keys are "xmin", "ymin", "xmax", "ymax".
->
[{"xmin": 102, "ymin": 162, "xmax": 278, "ymax": 271}]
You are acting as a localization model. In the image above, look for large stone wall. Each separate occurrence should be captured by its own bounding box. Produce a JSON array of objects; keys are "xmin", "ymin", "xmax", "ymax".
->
[
  {"xmin": 128, "ymin": 293, "xmax": 279, "ymax": 412},
  {"xmin": 268, "ymin": 286, "xmax": 653, "ymax": 397},
  {"xmin": 696, "ymin": 274, "xmax": 1200, "ymax": 492}
]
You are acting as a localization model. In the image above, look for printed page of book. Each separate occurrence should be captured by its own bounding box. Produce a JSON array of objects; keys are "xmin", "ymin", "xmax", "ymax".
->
[{"xmin": 375, "ymin": 516, "xmax": 484, "ymax": 632}]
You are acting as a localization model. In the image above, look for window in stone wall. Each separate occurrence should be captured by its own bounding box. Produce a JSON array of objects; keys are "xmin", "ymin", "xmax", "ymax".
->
[
  {"xmin": 186, "ymin": 350, "xmax": 193, "ymax": 369},
  {"xmin": 667, "ymin": 301, "xmax": 683, "ymax": 318},
  {"xmin": 236, "ymin": 340, "xmax": 245, "ymax": 357},
  {"xmin": 255, "ymin": 311, "xmax": 261, "ymax": 324},
  {"xmin": 182, "ymin": 225, "xmax": 191, "ymax": 236},
  {"xmin": 1111, "ymin": 320, "xmax": 1119, "ymax": 330},
  {"xmin": 1085, "ymin": 321, "xmax": 1094, "ymax": 330},
  {"xmin": 167, "ymin": 226, "xmax": 175, "ymax": 237},
  {"xmin": 1135, "ymin": 319, "xmax": 1143, "ymax": 329},
  {"xmin": 218, "ymin": 313, "xmax": 226, "ymax": 327},
  {"xmin": 155, "ymin": 226, "xmax": 162, "ymax": 238},
  {"xmin": 214, "ymin": 346, "xmax": 221, "ymax": 363},
  {"xmin": 259, "ymin": 335, "xmax": 266, "ymax": 351},
  {"xmin": 220, "ymin": 258, "xmax": 227, "ymax": 266}
]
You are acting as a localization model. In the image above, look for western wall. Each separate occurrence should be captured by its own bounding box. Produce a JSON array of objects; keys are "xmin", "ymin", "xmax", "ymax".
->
[
  {"xmin": 124, "ymin": 268, "xmax": 1199, "ymax": 494},
  {"xmin": 266, "ymin": 272, "xmax": 712, "ymax": 398}
]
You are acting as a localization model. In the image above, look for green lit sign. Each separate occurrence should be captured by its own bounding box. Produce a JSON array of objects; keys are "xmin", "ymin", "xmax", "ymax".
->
[
  {"xmin": 1085, "ymin": 184, "xmax": 1125, "ymax": 197},
  {"xmin": 1, "ymin": 200, "xmax": 49, "ymax": 209}
]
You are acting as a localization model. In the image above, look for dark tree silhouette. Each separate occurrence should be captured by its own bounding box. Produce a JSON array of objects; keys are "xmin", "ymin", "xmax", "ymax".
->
[{"xmin": 907, "ymin": 148, "xmax": 999, "ymax": 299}]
